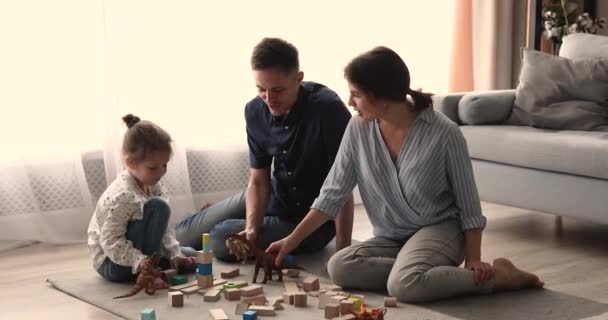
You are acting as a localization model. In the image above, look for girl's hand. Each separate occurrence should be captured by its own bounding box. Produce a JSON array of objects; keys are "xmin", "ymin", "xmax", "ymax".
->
[
  {"xmin": 266, "ymin": 236, "xmax": 299, "ymax": 267},
  {"xmin": 465, "ymin": 260, "xmax": 495, "ymax": 287}
]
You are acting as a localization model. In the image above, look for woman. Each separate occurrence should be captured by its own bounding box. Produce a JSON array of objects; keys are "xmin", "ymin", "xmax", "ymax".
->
[{"xmin": 266, "ymin": 46, "xmax": 544, "ymax": 302}]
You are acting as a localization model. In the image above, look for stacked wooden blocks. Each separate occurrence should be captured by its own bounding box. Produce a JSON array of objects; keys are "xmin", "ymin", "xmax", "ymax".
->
[
  {"xmin": 197, "ymin": 233, "xmax": 214, "ymax": 288},
  {"xmin": 168, "ymin": 291, "xmax": 184, "ymax": 307}
]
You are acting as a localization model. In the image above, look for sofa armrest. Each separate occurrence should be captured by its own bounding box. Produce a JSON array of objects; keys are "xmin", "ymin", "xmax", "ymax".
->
[
  {"xmin": 434, "ymin": 92, "xmax": 468, "ymax": 125},
  {"xmin": 458, "ymin": 90, "xmax": 516, "ymax": 125}
]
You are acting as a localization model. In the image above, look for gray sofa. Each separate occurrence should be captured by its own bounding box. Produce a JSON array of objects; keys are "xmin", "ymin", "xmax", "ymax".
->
[{"xmin": 435, "ymin": 90, "xmax": 608, "ymax": 224}]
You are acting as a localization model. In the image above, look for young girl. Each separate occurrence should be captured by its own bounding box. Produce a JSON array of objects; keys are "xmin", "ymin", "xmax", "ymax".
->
[{"xmin": 88, "ymin": 114, "xmax": 196, "ymax": 284}]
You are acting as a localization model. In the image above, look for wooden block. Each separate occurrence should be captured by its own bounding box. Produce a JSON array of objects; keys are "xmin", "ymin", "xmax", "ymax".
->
[
  {"xmin": 283, "ymin": 269, "xmax": 300, "ymax": 278},
  {"xmin": 335, "ymin": 292, "xmax": 351, "ymax": 298},
  {"xmin": 224, "ymin": 288, "xmax": 241, "ymax": 301},
  {"xmin": 268, "ymin": 296, "xmax": 284, "ymax": 304},
  {"xmin": 161, "ymin": 269, "xmax": 177, "ymax": 282},
  {"xmin": 324, "ymin": 284, "xmax": 342, "ymax": 292},
  {"xmin": 169, "ymin": 279, "xmax": 198, "ymax": 291},
  {"xmin": 318, "ymin": 293, "xmax": 336, "ymax": 309},
  {"xmin": 302, "ymin": 276, "xmax": 320, "ymax": 292},
  {"xmin": 213, "ymin": 278, "xmax": 228, "ymax": 287},
  {"xmin": 203, "ymin": 289, "xmax": 221, "ymax": 302},
  {"xmin": 336, "ymin": 314, "xmax": 357, "ymax": 320},
  {"xmin": 197, "ymin": 251, "xmax": 214, "ymax": 264},
  {"xmin": 248, "ymin": 305, "xmax": 276, "ymax": 316},
  {"xmin": 141, "ymin": 308, "xmax": 156, "ymax": 320},
  {"xmin": 232, "ymin": 280, "xmax": 249, "ymax": 288},
  {"xmin": 294, "ymin": 292, "xmax": 307, "ymax": 307},
  {"xmin": 347, "ymin": 297, "xmax": 362, "ymax": 311},
  {"xmin": 242, "ymin": 294, "xmax": 267, "ymax": 305},
  {"xmin": 220, "ymin": 267, "xmax": 240, "ymax": 279},
  {"xmin": 283, "ymin": 293, "xmax": 294, "ymax": 305},
  {"xmin": 340, "ymin": 300, "xmax": 353, "ymax": 315},
  {"xmin": 283, "ymin": 281, "xmax": 299, "ymax": 293},
  {"xmin": 209, "ymin": 308, "xmax": 229, "ymax": 320},
  {"xmin": 168, "ymin": 291, "xmax": 184, "ymax": 307},
  {"xmin": 384, "ymin": 296, "xmax": 398, "ymax": 307},
  {"xmin": 181, "ymin": 285, "xmax": 201, "ymax": 295},
  {"xmin": 197, "ymin": 263, "xmax": 213, "ymax": 275},
  {"xmin": 235, "ymin": 302, "xmax": 250, "ymax": 314},
  {"xmin": 330, "ymin": 295, "xmax": 348, "ymax": 305},
  {"xmin": 268, "ymin": 297, "xmax": 284, "ymax": 310},
  {"xmin": 307, "ymin": 289, "xmax": 326, "ymax": 297},
  {"xmin": 241, "ymin": 284, "xmax": 264, "ymax": 297},
  {"xmin": 197, "ymin": 274, "xmax": 214, "ymax": 288},
  {"xmin": 324, "ymin": 303, "xmax": 340, "ymax": 319},
  {"xmin": 243, "ymin": 310, "xmax": 258, "ymax": 320}
]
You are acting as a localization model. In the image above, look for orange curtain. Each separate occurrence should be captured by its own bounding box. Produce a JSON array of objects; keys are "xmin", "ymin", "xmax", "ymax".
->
[{"xmin": 448, "ymin": 0, "xmax": 474, "ymax": 92}]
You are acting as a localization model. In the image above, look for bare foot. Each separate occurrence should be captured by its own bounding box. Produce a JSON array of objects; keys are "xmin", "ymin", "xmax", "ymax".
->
[{"xmin": 493, "ymin": 257, "xmax": 544, "ymax": 291}]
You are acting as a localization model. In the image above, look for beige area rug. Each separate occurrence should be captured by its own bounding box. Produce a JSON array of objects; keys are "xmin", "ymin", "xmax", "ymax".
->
[{"xmin": 47, "ymin": 242, "xmax": 608, "ymax": 320}]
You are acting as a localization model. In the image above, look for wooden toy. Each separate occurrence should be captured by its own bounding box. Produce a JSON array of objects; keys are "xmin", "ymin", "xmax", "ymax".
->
[
  {"xmin": 203, "ymin": 289, "xmax": 221, "ymax": 302},
  {"xmin": 347, "ymin": 296, "xmax": 362, "ymax": 311},
  {"xmin": 384, "ymin": 297, "xmax": 398, "ymax": 307},
  {"xmin": 235, "ymin": 302, "xmax": 250, "ymax": 314},
  {"xmin": 294, "ymin": 292, "xmax": 307, "ymax": 307},
  {"xmin": 224, "ymin": 288, "xmax": 241, "ymax": 301},
  {"xmin": 169, "ymin": 279, "xmax": 198, "ymax": 291},
  {"xmin": 324, "ymin": 303, "xmax": 340, "ymax": 319},
  {"xmin": 243, "ymin": 310, "xmax": 258, "ymax": 320},
  {"xmin": 248, "ymin": 305, "xmax": 276, "ymax": 316},
  {"xmin": 168, "ymin": 291, "xmax": 183, "ymax": 307},
  {"xmin": 198, "ymin": 274, "xmax": 214, "ymax": 288},
  {"xmin": 242, "ymin": 294, "xmax": 267, "ymax": 305},
  {"xmin": 340, "ymin": 299, "xmax": 354, "ymax": 315},
  {"xmin": 209, "ymin": 308, "xmax": 229, "ymax": 320},
  {"xmin": 197, "ymin": 250, "xmax": 214, "ymax": 264},
  {"xmin": 221, "ymin": 267, "xmax": 240, "ymax": 279},
  {"xmin": 283, "ymin": 292, "xmax": 294, "ymax": 305},
  {"xmin": 202, "ymin": 233, "xmax": 211, "ymax": 253},
  {"xmin": 241, "ymin": 284, "xmax": 264, "ymax": 297},
  {"xmin": 283, "ymin": 269, "xmax": 300, "ymax": 278},
  {"xmin": 141, "ymin": 308, "xmax": 156, "ymax": 320},
  {"xmin": 302, "ymin": 276, "xmax": 320, "ymax": 292}
]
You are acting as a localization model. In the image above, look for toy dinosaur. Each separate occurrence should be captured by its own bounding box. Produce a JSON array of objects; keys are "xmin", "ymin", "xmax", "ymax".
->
[
  {"xmin": 353, "ymin": 306, "xmax": 387, "ymax": 320},
  {"xmin": 224, "ymin": 233, "xmax": 284, "ymax": 284},
  {"xmin": 114, "ymin": 253, "xmax": 167, "ymax": 299}
]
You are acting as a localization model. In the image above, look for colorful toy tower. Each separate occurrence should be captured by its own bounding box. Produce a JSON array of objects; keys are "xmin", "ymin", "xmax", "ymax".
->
[{"xmin": 197, "ymin": 233, "xmax": 214, "ymax": 288}]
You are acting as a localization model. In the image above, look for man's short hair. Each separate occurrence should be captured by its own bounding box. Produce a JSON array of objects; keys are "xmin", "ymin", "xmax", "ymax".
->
[{"xmin": 251, "ymin": 38, "xmax": 299, "ymax": 73}]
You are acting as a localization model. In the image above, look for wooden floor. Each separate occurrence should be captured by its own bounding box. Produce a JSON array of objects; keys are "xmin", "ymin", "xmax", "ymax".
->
[{"xmin": 1, "ymin": 202, "xmax": 608, "ymax": 319}]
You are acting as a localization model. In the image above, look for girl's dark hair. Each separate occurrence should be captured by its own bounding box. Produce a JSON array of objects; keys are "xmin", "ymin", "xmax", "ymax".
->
[
  {"xmin": 251, "ymin": 37, "xmax": 299, "ymax": 73},
  {"xmin": 344, "ymin": 46, "xmax": 433, "ymax": 112},
  {"xmin": 121, "ymin": 114, "xmax": 172, "ymax": 162}
]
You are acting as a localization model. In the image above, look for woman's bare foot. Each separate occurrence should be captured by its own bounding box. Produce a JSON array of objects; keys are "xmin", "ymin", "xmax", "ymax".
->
[{"xmin": 493, "ymin": 257, "xmax": 544, "ymax": 291}]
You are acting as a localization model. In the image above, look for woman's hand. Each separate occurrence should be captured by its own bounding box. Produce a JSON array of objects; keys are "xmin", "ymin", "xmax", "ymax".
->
[
  {"xmin": 266, "ymin": 236, "xmax": 300, "ymax": 267},
  {"xmin": 465, "ymin": 260, "xmax": 495, "ymax": 287}
]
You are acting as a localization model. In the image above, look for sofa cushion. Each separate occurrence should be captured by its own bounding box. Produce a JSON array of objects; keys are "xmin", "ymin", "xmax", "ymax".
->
[
  {"xmin": 560, "ymin": 33, "xmax": 608, "ymax": 60},
  {"xmin": 506, "ymin": 48, "xmax": 608, "ymax": 131},
  {"xmin": 461, "ymin": 125, "xmax": 608, "ymax": 180},
  {"xmin": 458, "ymin": 90, "xmax": 515, "ymax": 125}
]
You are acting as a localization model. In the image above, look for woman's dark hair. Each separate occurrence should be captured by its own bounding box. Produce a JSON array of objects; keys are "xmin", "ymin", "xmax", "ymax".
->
[
  {"xmin": 251, "ymin": 37, "xmax": 299, "ymax": 73},
  {"xmin": 121, "ymin": 114, "xmax": 172, "ymax": 162},
  {"xmin": 344, "ymin": 46, "xmax": 433, "ymax": 112}
]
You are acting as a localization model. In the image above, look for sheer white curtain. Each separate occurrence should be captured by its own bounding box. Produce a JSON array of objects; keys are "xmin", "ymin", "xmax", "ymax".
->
[{"xmin": 0, "ymin": 0, "xmax": 456, "ymax": 243}]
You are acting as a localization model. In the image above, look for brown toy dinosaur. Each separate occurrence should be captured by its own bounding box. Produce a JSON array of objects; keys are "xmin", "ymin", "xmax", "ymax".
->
[
  {"xmin": 114, "ymin": 253, "xmax": 167, "ymax": 299},
  {"xmin": 224, "ymin": 233, "xmax": 284, "ymax": 284},
  {"xmin": 353, "ymin": 306, "xmax": 387, "ymax": 320}
]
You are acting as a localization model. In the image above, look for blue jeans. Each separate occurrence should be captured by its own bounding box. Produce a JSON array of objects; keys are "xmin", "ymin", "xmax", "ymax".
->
[
  {"xmin": 97, "ymin": 197, "xmax": 171, "ymax": 282},
  {"xmin": 175, "ymin": 189, "xmax": 335, "ymax": 261}
]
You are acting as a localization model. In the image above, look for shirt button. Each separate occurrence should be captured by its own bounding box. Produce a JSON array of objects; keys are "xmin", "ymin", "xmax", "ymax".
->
[
  {"xmin": 287, "ymin": 171, "xmax": 292, "ymax": 175},
  {"xmin": 284, "ymin": 126, "xmax": 289, "ymax": 129},
  {"xmin": 282, "ymin": 150, "xmax": 287, "ymax": 154}
]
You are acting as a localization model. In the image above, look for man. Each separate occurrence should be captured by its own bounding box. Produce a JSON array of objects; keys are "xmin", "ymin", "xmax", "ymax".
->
[{"xmin": 176, "ymin": 38, "xmax": 353, "ymax": 261}]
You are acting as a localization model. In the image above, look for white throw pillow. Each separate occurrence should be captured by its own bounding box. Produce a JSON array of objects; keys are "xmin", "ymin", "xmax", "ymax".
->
[{"xmin": 559, "ymin": 33, "xmax": 608, "ymax": 60}]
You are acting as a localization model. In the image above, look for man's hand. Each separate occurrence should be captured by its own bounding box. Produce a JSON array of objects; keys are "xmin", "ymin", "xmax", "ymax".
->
[
  {"xmin": 171, "ymin": 256, "xmax": 197, "ymax": 273},
  {"xmin": 465, "ymin": 260, "xmax": 495, "ymax": 287},
  {"xmin": 266, "ymin": 236, "xmax": 300, "ymax": 267},
  {"xmin": 238, "ymin": 227, "xmax": 257, "ymax": 245}
]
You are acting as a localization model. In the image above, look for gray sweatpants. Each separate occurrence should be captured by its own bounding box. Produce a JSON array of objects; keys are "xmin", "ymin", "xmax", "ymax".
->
[{"xmin": 327, "ymin": 219, "xmax": 494, "ymax": 303}]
